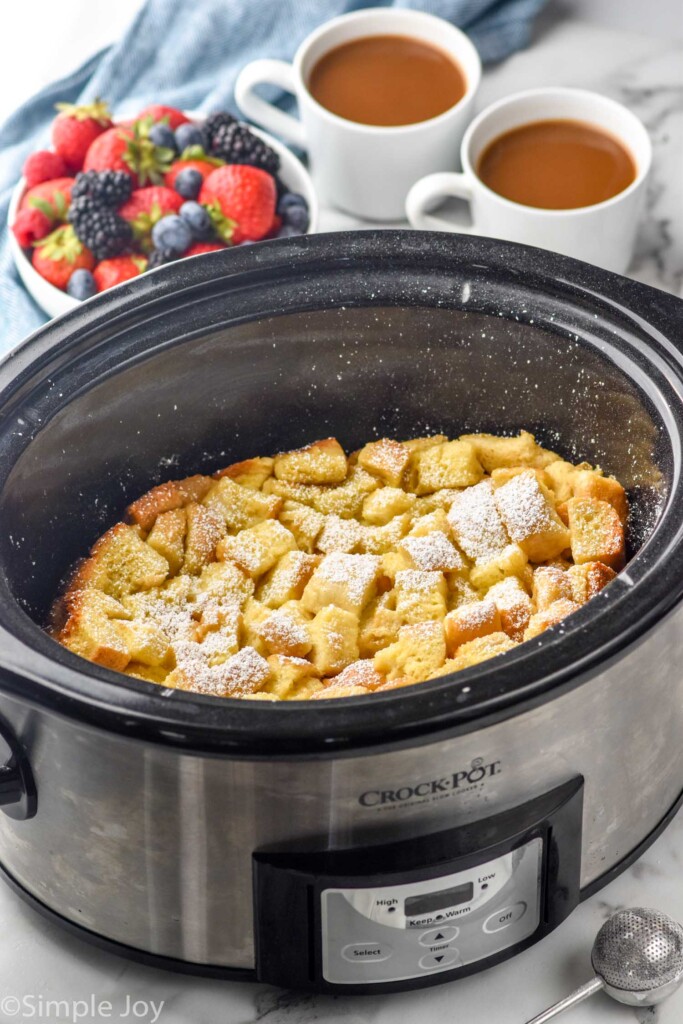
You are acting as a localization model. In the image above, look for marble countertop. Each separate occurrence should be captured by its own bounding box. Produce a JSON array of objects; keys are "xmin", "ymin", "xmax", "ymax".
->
[{"xmin": 1, "ymin": 13, "xmax": 682, "ymax": 1024}]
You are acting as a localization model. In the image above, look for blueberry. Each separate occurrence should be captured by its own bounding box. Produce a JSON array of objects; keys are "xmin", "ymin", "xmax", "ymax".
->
[
  {"xmin": 149, "ymin": 123, "xmax": 177, "ymax": 152},
  {"xmin": 67, "ymin": 268, "xmax": 96, "ymax": 300},
  {"xmin": 278, "ymin": 224, "xmax": 304, "ymax": 238},
  {"xmin": 179, "ymin": 201, "xmax": 213, "ymax": 240},
  {"xmin": 151, "ymin": 214, "xmax": 192, "ymax": 256},
  {"xmin": 175, "ymin": 122, "xmax": 206, "ymax": 152},
  {"xmin": 277, "ymin": 192, "xmax": 307, "ymax": 217},
  {"xmin": 282, "ymin": 203, "xmax": 309, "ymax": 232},
  {"xmin": 174, "ymin": 167, "xmax": 203, "ymax": 200},
  {"xmin": 174, "ymin": 166, "xmax": 202, "ymax": 198}
]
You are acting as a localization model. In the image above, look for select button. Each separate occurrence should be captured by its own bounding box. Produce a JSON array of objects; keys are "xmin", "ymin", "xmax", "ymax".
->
[
  {"xmin": 341, "ymin": 942, "xmax": 393, "ymax": 963},
  {"xmin": 483, "ymin": 902, "xmax": 527, "ymax": 934}
]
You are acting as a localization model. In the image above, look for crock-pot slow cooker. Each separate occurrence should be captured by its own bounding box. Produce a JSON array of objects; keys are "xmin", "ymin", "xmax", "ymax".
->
[{"xmin": 0, "ymin": 231, "xmax": 682, "ymax": 993}]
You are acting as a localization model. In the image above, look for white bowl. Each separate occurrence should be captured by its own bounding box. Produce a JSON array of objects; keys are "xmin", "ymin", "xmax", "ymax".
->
[{"xmin": 8, "ymin": 118, "xmax": 318, "ymax": 319}]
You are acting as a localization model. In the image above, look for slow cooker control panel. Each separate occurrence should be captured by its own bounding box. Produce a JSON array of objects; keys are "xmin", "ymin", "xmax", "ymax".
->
[
  {"xmin": 254, "ymin": 776, "xmax": 583, "ymax": 992},
  {"xmin": 320, "ymin": 837, "xmax": 542, "ymax": 983}
]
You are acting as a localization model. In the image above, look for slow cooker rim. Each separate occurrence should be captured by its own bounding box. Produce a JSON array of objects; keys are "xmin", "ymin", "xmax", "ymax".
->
[{"xmin": 1, "ymin": 230, "xmax": 682, "ymax": 757}]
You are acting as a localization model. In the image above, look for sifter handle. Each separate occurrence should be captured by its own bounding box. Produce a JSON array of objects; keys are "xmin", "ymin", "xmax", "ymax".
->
[{"xmin": 525, "ymin": 977, "xmax": 605, "ymax": 1023}]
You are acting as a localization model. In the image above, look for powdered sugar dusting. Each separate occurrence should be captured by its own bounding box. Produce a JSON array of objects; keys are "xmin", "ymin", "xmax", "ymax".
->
[{"xmin": 448, "ymin": 480, "xmax": 510, "ymax": 563}]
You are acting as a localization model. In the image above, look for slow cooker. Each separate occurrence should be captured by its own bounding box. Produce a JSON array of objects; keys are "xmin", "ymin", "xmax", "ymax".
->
[{"xmin": 0, "ymin": 231, "xmax": 682, "ymax": 993}]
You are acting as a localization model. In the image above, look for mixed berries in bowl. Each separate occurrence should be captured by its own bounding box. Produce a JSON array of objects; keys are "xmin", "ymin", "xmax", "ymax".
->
[{"xmin": 9, "ymin": 100, "xmax": 317, "ymax": 317}]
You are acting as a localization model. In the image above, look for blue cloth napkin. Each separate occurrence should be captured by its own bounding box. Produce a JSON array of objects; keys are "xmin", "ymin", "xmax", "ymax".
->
[{"xmin": 0, "ymin": 0, "xmax": 548, "ymax": 355}]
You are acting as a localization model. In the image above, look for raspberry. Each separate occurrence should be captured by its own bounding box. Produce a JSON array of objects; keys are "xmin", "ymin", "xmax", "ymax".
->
[
  {"xmin": 12, "ymin": 207, "xmax": 53, "ymax": 248},
  {"xmin": 71, "ymin": 170, "xmax": 133, "ymax": 207},
  {"xmin": 210, "ymin": 123, "xmax": 280, "ymax": 175},
  {"xmin": 23, "ymin": 151, "xmax": 69, "ymax": 188},
  {"xmin": 69, "ymin": 196, "xmax": 133, "ymax": 260}
]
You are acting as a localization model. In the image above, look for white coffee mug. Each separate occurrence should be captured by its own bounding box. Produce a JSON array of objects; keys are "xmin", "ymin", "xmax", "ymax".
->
[
  {"xmin": 235, "ymin": 8, "xmax": 481, "ymax": 222},
  {"xmin": 406, "ymin": 88, "xmax": 652, "ymax": 275}
]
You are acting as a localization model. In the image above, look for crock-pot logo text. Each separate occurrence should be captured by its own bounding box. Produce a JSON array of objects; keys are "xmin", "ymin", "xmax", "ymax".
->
[{"xmin": 359, "ymin": 758, "xmax": 502, "ymax": 808}]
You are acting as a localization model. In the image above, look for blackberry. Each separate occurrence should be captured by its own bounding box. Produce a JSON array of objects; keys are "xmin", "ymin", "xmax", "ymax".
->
[
  {"xmin": 205, "ymin": 111, "xmax": 237, "ymax": 149},
  {"xmin": 69, "ymin": 196, "xmax": 133, "ymax": 260},
  {"xmin": 211, "ymin": 123, "xmax": 280, "ymax": 174},
  {"xmin": 71, "ymin": 170, "xmax": 133, "ymax": 208}
]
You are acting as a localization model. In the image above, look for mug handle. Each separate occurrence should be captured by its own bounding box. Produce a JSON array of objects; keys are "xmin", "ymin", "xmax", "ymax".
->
[
  {"xmin": 235, "ymin": 59, "xmax": 307, "ymax": 149},
  {"xmin": 405, "ymin": 173, "xmax": 480, "ymax": 234}
]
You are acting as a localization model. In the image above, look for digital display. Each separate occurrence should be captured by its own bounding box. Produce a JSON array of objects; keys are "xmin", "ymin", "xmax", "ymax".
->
[{"xmin": 404, "ymin": 882, "xmax": 474, "ymax": 917}]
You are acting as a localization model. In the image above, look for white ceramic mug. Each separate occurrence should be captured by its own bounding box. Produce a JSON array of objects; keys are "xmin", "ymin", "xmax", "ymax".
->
[
  {"xmin": 235, "ymin": 8, "xmax": 481, "ymax": 221},
  {"xmin": 406, "ymin": 88, "xmax": 652, "ymax": 275}
]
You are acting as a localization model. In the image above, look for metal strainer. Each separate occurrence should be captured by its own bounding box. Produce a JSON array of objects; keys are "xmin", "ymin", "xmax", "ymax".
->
[{"xmin": 525, "ymin": 908, "xmax": 683, "ymax": 1022}]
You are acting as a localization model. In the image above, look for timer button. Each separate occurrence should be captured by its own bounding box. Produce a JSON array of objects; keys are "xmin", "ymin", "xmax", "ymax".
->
[
  {"xmin": 419, "ymin": 949, "xmax": 460, "ymax": 970},
  {"xmin": 418, "ymin": 926, "xmax": 459, "ymax": 947},
  {"xmin": 483, "ymin": 902, "xmax": 528, "ymax": 934},
  {"xmin": 341, "ymin": 942, "xmax": 393, "ymax": 963}
]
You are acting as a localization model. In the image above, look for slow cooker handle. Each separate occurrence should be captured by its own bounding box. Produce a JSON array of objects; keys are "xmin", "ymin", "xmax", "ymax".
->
[{"xmin": 0, "ymin": 721, "xmax": 37, "ymax": 821}]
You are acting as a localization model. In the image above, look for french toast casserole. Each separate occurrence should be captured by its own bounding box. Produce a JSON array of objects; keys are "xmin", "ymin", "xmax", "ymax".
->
[{"xmin": 51, "ymin": 431, "xmax": 628, "ymax": 701}]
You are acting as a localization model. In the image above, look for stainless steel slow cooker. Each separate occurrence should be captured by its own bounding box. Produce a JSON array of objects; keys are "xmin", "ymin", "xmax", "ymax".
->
[{"xmin": 1, "ymin": 231, "xmax": 682, "ymax": 993}]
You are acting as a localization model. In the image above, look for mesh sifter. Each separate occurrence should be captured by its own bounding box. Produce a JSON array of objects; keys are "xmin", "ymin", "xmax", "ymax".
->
[{"xmin": 526, "ymin": 908, "xmax": 683, "ymax": 1022}]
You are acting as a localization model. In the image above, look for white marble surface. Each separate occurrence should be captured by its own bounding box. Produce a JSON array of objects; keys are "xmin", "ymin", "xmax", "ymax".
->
[{"xmin": 1, "ymin": 13, "xmax": 683, "ymax": 1024}]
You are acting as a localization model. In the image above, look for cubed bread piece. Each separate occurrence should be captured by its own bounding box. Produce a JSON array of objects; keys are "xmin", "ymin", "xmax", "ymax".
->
[
  {"xmin": 214, "ymin": 456, "xmax": 274, "ymax": 490},
  {"xmin": 124, "ymin": 663, "xmax": 170, "ymax": 685},
  {"xmin": 126, "ymin": 474, "xmax": 213, "ymax": 531},
  {"xmin": 360, "ymin": 514, "xmax": 412, "ymax": 555},
  {"xmin": 426, "ymin": 659, "xmax": 461, "ymax": 680},
  {"xmin": 402, "ymin": 434, "xmax": 448, "ymax": 452},
  {"xmin": 71, "ymin": 523, "xmax": 170, "ymax": 600},
  {"xmin": 301, "ymin": 553, "xmax": 381, "ymax": 615},
  {"xmin": 460, "ymin": 431, "xmax": 560, "ymax": 472},
  {"xmin": 195, "ymin": 559, "xmax": 254, "ymax": 605},
  {"xmin": 265, "ymin": 655, "xmax": 322, "ymax": 699},
  {"xmin": 408, "ymin": 440, "xmax": 483, "ymax": 494},
  {"xmin": 266, "ymin": 467, "xmax": 379, "ymax": 518},
  {"xmin": 240, "ymin": 598, "xmax": 271, "ymax": 655},
  {"xmin": 274, "ymin": 437, "xmax": 348, "ymax": 485},
  {"xmin": 399, "ymin": 531, "xmax": 465, "ymax": 573},
  {"xmin": 567, "ymin": 561, "xmax": 617, "ymax": 604},
  {"xmin": 394, "ymin": 569, "xmax": 447, "ymax": 624},
  {"xmin": 191, "ymin": 602, "xmax": 241, "ymax": 662},
  {"xmin": 469, "ymin": 544, "xmax": 528, "ymax": 591},
  {"xmin": 448, "ymin": 480, "xmax": 510, "ymax": 564},
  {"xmin": 317, "ymin": 514, "xmax": 364, "ymax": 553},
  {"xmin": 572, "ymin": 470, "xmax": 628, "ymax": 526},
  {"xmin": 567, "ymin": 497, "xmax": 625, "ymax": 570},
  {"xmin": 374, "ymin": 621, "xmax": 446, "ymax": 682},
  {"xmin": 217, "ymin": 519, "xmax": 296, "ymax": 577},
  {"xmin": 448, "ymin": 632, "xmax": 518, "ymax": 670},
  {"xmin": 187, "ymin": 645, "xmax": 273, "ymax": 697},
  {"xmin": 278, "ymin": 500, "xmax": 325, "ymax": 552},
  {"xmin": 413, "ymin": 489, "xmax": 463, "ymax": 514},
  {"xmin": 532, "ymin": 565, "xmax": 573, "ymax": 612},
  {"xmin": 57, "ymin": 589, "xmax": 132, "ymax": 671},
  {"xmin": 357, "ymin": 438, "xmax": 411, "ymax": 487},
  {"xmin": 257, "ymin": 551, "xmax": 319, "ymax": 608},
  {"xmin": 524, "ymin": 598, "xmax": 581, "ymax": 640},
  {"xmin": 447, "ymin": 577, "xmax": 480, "ymax": 611},
  {"xmin": 120, "ymin": 619, "xmax": 173, "ymax": 668},
  {"xmin": 490, "ymin": 467, "xmax": 552, "ymax": 489},
  {"xmin": 327, "ymin": 659, "xmax": 386, "ymax": 691},
  {"xmin": 358, "ymin": 595, "xmax": 401, "ymax": 657},
  {"xmin": 146, "ymin": 508, "xmax": 187, "ymax": 575},
  {"xmin": 445, "ymin": 600, "xmax": 501, "ymax": 655},
  {"xmin": 309, "ymin": 605, "xmax": 359, "ymax": 674},
  {"xmin": 204, "ymin": 476, "xmax": 281, "ymax": 532},
  {"xmin": 362, "ymin": 487, "xmax": 415, "ymax": 524},
  {"xmin": 311, "ymin": 684, "xmax": 371, "ymax": 699},
  {"xmin": 182, "ymin": 503, "xmax": 224, "ymax": 575},
  {"xmin": 408, "ymin": 508, "xmax": 450, "ymax": 537},
  {"xmin": 486, "ymin": 577, "xmax": 532, "ymax": 641},
  {"xmin": 544, "ymin": 460, "xmax": 580, "ymax": 502},
  {"xmin": 255, "ymin": 606, "xmax": 312, "ymax": 658},
  {"xmin": 494, "ymin": 470, "xmax": 570, "ymax": 562}
]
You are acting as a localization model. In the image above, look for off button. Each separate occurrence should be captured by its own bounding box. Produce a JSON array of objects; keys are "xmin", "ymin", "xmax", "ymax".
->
[
  {"xmin": 483, "ymin": 902, "xmax": 527, "ymax": 933},
  {"xmin": 341, "ymin": 942, "xmax": 393, "ymax": 963}
]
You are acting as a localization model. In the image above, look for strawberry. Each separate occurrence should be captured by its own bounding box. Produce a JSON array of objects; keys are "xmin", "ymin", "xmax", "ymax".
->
[
  {"xmin": 83, "ymin": 117, "xmax": 174, "ymax": 186},
  {"xmin": 12, "ymin": 208, "xmax": 53, "ymax": 248},
  {"xmin": 32, "ymin": 225, "xmax": 95, "ymax": 290},
  {"xmin": 119, "ymin": 186, "xmax": 183, "ymax": 251},
  {"xmin": 93, "ymin": 255, "xmax": 147, "ymax": 292},
  {"xmin": 137, "ymin": 105, "xmax": 189, "ymax": 130},
  {"xmin": 165, "ymin": 147, "xmax": 223, "ymax": 189},
  {"xmin": 23, "ymin": 150, "xmax": 68, "ymax": 188},
  {"xmin": 199, "ymin": 165, "xmax": 276, "ymax": 244},
  {"xmin": 52, "ymin": 99, "xmax": 112, "ymax": 171},
  {"xmin": 20, "ymin": 177, "xmax": 74, "ymax": 215},
  {"xmin": 184, "ymin": 242, "xmax": 226, "ymax": 257}
]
